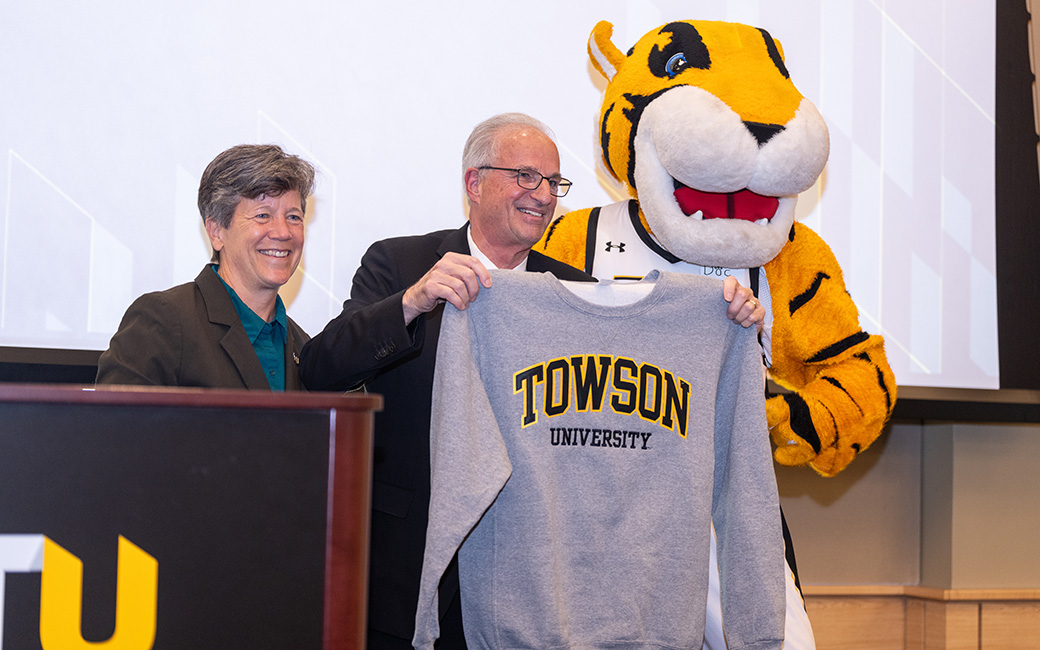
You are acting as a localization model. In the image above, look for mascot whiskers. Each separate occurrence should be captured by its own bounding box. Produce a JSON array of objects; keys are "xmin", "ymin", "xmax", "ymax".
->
[{"xmin": 540, "ymin": 20, "xmax": 896, "ymax": 478}]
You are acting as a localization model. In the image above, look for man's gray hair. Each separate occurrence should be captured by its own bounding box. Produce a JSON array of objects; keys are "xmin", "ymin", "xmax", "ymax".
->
[
  {"xmin": 461, "ymin": 113, "xmax": 556, "ymax": 172},
  {"xmin": 198, "ymin": 144, "xmax": 316, "ymax": 229}
]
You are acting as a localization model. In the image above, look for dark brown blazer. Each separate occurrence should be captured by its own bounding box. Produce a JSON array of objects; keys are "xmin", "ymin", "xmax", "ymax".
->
[{"xmin": 96, "ymin": 266, "xmax": 308, "ymax": 389}]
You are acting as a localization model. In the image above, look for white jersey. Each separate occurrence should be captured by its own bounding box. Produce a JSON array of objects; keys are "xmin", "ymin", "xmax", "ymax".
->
[
  {"xmin": 584, "ymin": 200, "xmax": 751, "ymax": 285},
  {"xmin": 582, "ymin": 200, "xmax": 773, "ymax": 366},
  {"xmin": 572, "ymin": 201, "xmax": 816, "ymax": 650}
]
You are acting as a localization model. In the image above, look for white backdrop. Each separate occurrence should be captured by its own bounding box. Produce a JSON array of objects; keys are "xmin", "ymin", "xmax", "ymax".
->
[{"xmin": 0, "ymin": 0, "xmax": 996, "ymax": 389}]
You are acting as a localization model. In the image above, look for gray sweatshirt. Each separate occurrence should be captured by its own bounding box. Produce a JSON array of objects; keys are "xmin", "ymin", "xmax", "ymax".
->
[{"xmin": 413, "ymin": 270, "xmax": 784, "ymax": 650}]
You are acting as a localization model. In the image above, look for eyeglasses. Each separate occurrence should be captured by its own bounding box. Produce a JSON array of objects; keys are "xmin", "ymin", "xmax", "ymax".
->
[{"xmin": 478, "ymin": 166, "xmax": 573, "ymax": 197}]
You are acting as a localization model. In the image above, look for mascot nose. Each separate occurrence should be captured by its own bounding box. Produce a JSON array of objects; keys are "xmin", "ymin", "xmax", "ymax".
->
[{"xmin": 743, "ymin": 121, "xmax": 785, "ymax": 146}]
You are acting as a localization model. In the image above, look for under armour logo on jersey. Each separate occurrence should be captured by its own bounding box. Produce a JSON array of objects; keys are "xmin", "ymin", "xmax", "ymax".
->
[{"xmin": 604, "ymin": 241, "xmax": 626, "ymax": 253}]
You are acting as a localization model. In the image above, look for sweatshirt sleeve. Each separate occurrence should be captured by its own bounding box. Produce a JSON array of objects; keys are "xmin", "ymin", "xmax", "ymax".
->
[
  {"xmin": 711, "ymin": 324, "xmax": 785, "ymax": 650},
  {"xmin": 412, "ymin": 299, "xmax": 513, "ymax": 650}
]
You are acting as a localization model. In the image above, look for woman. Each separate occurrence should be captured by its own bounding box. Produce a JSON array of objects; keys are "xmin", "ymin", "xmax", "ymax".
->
[{"xmin": 96, "ymin": 144, "xmax": 316, "ymax": 390}]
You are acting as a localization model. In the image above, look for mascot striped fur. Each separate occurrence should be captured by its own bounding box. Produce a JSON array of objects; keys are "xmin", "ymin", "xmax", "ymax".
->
[{"xmin": 539, "ymin": 20, "xmax": 895, "ymax": 476}]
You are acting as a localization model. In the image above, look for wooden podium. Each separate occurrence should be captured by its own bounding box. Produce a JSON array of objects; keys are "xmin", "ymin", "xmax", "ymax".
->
[{"xmin": 0, "ymin": 384, "xmax": 380, "ymax": 650}]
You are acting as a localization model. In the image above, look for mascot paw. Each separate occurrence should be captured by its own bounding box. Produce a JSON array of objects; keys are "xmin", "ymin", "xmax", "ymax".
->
[
  {"xmin": 766, "ymin": 395, "xmax": 817, "ymax": 466},
  {"xmin": 766, "ymin": 392, "xmax": 858, "ymax": 476},
  {"xmin": 773, "ymin": 442, "xmax": 818, "ymax": 467}
]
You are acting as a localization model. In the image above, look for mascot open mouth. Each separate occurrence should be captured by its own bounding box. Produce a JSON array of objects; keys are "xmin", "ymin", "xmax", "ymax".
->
[{"xmin": 673, "ymin": 182, "xmax": 779, "ymax": 223}]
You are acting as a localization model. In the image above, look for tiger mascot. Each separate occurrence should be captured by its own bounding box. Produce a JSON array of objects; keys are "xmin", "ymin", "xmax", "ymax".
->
[{"xmin": 539, "ymin": 20, "xmax": 896, "ymax": 479}]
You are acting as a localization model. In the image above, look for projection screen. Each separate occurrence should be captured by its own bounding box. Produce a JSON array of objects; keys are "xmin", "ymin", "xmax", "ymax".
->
[{"xmin": 0, "ymin": 0, "xmax": 997, "ymax": 389}]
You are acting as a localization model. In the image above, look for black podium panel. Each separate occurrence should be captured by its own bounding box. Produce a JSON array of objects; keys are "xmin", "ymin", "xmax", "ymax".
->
[{"xmin": 1, "ymin": 399, "xmax": 332, "ymax": 649}]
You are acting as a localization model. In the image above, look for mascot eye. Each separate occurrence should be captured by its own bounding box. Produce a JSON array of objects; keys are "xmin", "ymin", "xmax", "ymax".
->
[{"xmin": 665, "ymin": 52, "xmax": 688, "ymax": 77}]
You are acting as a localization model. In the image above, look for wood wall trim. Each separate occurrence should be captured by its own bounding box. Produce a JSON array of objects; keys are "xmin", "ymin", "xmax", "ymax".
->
[{"xmin": 803, "ymin": 584, "xmax": 1040, "ymax": 601}]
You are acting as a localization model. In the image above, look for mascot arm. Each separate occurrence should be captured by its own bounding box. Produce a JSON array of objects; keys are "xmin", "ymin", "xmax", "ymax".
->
[
  {"xmin": 764, "ymin": 223, "xmax": 896, "ymax": 477},
  {"xmin": 538, "ymin": 208, "xmax": 595, "ymax": 274}
]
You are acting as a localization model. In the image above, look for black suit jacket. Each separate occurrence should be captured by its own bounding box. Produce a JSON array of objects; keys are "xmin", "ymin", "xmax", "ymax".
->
[
  {"xmin": 300, "ymin": 225, "xmax": 592, "ymax": 646},
  {"xmin": 96, "ymin": 266, "xmax": 308, "ymax": 389}
]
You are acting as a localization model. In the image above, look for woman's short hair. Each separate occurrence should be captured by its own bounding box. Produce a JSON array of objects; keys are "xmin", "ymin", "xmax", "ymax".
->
[
  {"xmin": 461, "ymin": 113, "xmax": 556, "ymax": 172},
  {"xmin": 197, "ymin": 144, "xmax": 316, "ymax": 229}
]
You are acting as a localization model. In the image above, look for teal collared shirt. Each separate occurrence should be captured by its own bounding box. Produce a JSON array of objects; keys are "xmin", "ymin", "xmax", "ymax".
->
[{"xmin": 211, "ymin": 265, "xmax": 287, "ymax": 391}]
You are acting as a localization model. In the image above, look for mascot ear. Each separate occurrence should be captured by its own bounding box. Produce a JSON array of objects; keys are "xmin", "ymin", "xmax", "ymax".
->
[{"xmin": 588, "ymin": 20, "xmax": 625, "ymax": 81}]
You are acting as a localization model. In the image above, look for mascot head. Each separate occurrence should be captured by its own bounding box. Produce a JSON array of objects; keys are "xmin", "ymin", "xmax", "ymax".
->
[{"xmin": 590, "ymin": 20, "xmax": 829, "ymax": 268}]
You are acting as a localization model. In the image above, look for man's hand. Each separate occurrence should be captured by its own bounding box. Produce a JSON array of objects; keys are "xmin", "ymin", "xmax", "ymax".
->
[
  {"xmin": 402, "ymin": 252, "xmax": 492, "ymax": 325},
  {"xmin": 723, "ymin": 275, "xmax": 766, "ymax": 331}
]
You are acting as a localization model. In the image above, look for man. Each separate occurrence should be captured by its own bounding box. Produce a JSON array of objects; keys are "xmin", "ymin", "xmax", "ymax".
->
[{"xmin": 300, "ymin": 113, "xmax": 763, "ymax": 648}]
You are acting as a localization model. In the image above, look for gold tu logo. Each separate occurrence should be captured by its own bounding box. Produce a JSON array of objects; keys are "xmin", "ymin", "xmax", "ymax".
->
[{"xmin": 0, "ymin": 535, "xmax": 158, "ymax": 650}]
